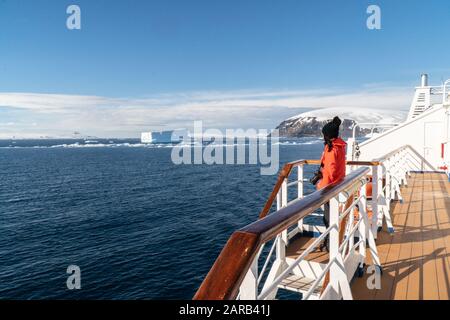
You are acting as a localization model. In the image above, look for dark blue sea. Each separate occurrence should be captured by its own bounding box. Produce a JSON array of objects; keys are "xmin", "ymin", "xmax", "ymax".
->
[{"xmin": 0, "ymin": 138, "xmax": 324, "ymax": 299}]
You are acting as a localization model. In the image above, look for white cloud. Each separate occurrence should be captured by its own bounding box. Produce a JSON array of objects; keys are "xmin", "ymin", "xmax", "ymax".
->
[{"xmin": 0, "ymin": 85, "xmax": 412, "ymax": 138}]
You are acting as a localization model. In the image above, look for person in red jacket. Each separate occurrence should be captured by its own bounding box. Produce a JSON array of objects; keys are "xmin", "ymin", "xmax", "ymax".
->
[
  {"xmin": 317, "ymin": 117, "xmax": 347, "ymax": 190},
  {"xmin": 316, "ymin": 116, "xmax": 347, "ymax": 251}
]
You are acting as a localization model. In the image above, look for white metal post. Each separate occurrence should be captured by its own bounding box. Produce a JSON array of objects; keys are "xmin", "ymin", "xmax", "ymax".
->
[
  {"xmin": 278, "ymin": 235, "xmax": 287, "ymax": 257},
  {"xmin": 390, "ymin": 155, "xmax": 397, "ymax": 200},
  {"xmin": 281, "ymin": 179, "xmax": 288, "ymax": 244},
  {"xmin": 240, "ymin": 258, "xmax": 258, "ymax": 300},
  {"xmin": 329, "ymin": 196, "xmax": 352, "ymax": 300},
  {"xmin": 275, "ymin": 186, "xmax": 286, "ymax": 271},
  {"xmin": 380, "ymin": 162, "xmax": 395, "ymax": 234},
  {"xmin": 385, "ymin": 161, "xmax": 391, "ymax": 211},
  {"xmin": 328, "ymin": 197, "xmax": 340, "ymax": 298},
  {"xmin": 359, "ymin": 183, "xmax": 382, "ymax": 268},
  {"xmin": 282, "ymin": 178, "xmax": 288, "ymax": 208},
  {"xmin": 371, "ymin": 165, "xmax": 380, "ymax": 237},
  {"xmin": 297, "ymin": 165, "xmax": 304, "ymax": 231},
  {"xmin": 276, "ymin": 190, "xmax": 281, "ymax": 211},
  {"xmin": 401, "ymin": 150, "xmax": 408, "ymax": 186},
  {"xmin": 359, "ymin": 178, "xmax": 383, "ymax": 292},
  {"xmin": 359, "ymin": 184, "xmax": 367, "ymax": 262},
  {"xmin": 392, "ymin": 153, "xmax": 404, "ymax": 202},
  {"xmin": 297, "ymin": 165, "xmax": 304, "ymax": 199},
  {"xmin": 266, "ymin": 182, "xmax": 288, "ymax": 300},
  {"xmin": 349, "ymin": 206, "xmax": 355, "ymax": 252}
]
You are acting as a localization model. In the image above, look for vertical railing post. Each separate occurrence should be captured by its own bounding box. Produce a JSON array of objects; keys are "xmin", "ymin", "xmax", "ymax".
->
[
  {"xmin": 405, "ymin": 148, "xmax": 412, "ymax": 177},
  {"xmin": 378, "ymin": 163, "xmax": 386, "ymax": 231},
  {"xmin": 397, "ymin": 150, "xmax": 403, "ymax": 186},
  {"xmin": 263, "ymin": 180, "xmax": 288, "ymax": 300},
  {"xmin": 385, "ymin": 160, "xmax": 391, "ymax": 211},
  {"xmin": 359, "ymin": 183, "xmax": 367, "ymax": 262},
  {"xmin": 390, "ymin": 155, "xmax": 397, "ymax": 200},
  {"xmin": 348, "ymin": 206, "xmax": 355, "ymax": 253},
  {"xmin": 281, "ymin": 178, "xmax": 288, "ymax": 244},
  {"xmin": 276, "ymin": 236, "xmax": 286, "ymax": 274},
  {"xmin": 240, "ymin": 258, "xmax": 258, "ymax": 300},
  {"xmin": 297, "ymin": 165, "xmax": 304, "ymax": 232},
  {"xmin": 282, "ymin": 178, "xmax": 288, "ymax": 208},
  {"xmin": 392, "ymin": 152, "xmax": 404, "ymax": 203},
  {"xmin": 275, "ymin": 179, "xmax": 288, "ymax": 265},
  {"xmin": 371, "ymin": 165, "xmax": 380, "ymax": 238},
  {"xmin": 276, "ymin": 190, "xmax": 281, "ymax": 211},
  {"xmin": 401, "ymin": 149, "xmax": 408, "ymax": 186},
  {"xmin": 297, "ymin": 165, "xmax": 304, "ymax": 199},
  {"xmin": 359, "ymin": 180, "xmax": 382, "ymax": 270},
  {"xmin": 328, "ymin": 196, "xmax": 340, "ymax": 298}
]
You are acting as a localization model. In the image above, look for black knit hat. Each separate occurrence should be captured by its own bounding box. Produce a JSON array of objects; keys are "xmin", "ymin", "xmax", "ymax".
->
[{"xmin": 322, "ymin": 116, "xmax": 342, "ymax": 139}]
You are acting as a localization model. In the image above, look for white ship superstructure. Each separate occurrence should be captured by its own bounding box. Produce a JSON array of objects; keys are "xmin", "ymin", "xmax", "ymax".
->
[{"xmin": 349, "ymin": 74, "xmax": 450, "ymax": 172}]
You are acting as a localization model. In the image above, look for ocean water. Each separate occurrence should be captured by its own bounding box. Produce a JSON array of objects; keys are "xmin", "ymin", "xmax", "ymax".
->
[{"xmin": 0, "ymin": 138, "xmax": 324, "ymax": 299}]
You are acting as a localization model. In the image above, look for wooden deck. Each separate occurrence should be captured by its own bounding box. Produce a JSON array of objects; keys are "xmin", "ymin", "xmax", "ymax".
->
[
  {"xmin": 352, "ymin": 172, "xmax": 450, "ymax": 300},
  {"xmin": 286, "ymin": 235, "xmax": 329, "ymax": 264}
]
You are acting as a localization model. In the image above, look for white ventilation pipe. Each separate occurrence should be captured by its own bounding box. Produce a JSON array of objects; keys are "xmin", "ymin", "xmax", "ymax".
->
[{"xmin": 421, "ymin": 74, "xmax": 429, "ymax": 87}]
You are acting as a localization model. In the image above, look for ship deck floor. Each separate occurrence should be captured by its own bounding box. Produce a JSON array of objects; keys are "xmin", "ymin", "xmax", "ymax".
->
[{"xmin": 352, "ymin": 172, "xmax": 450, "ymax": 300}]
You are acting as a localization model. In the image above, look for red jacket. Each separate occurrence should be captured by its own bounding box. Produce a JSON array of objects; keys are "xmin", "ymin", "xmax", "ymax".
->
[{"xmin": 317, "ymin": 138, "xmax": 347, "ymax": 190}]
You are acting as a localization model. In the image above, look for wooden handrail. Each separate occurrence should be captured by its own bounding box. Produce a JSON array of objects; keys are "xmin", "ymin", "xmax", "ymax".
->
[
  {"xmin": 193, "ymin": 167, "xmax": 370, "ymax": 300},
  {"xmin": 258, "ymin": 159, "xmax": 380, "ymax": 219},
  {"xmin": 259, "ymin": 145, "xmax": 411, "ymax": 220},
  {"xmin": 258, "ymin": 159, "xmax": 306, "ymax": 220}
]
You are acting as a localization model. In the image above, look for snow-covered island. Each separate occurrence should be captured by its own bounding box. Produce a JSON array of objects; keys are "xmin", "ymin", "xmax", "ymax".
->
[{"xmin": 276, "ymin": 107, "xmax": 408, "ymax": 138}]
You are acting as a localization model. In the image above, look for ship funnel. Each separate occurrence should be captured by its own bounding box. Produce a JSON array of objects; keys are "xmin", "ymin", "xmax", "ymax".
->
[{"xmin": 421, "ymin": 74, "xmax": 429, "ymax": 87}]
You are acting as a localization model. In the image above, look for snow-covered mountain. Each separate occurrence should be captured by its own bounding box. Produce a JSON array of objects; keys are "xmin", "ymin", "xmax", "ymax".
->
[{"xmin": 277, "ymin": 107, "xmax": 408, "ymax": 138}]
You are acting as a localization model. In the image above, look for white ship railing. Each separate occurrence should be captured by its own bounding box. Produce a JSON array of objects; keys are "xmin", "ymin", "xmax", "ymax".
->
[
  {"xmin": 240, "ymin": 167, "xmax": 377, "ymax": 300},
  {"xmin": 252, "ymin": 147, "xmax": 412, "ymax": 300},
  {"xmin": 194, "ymin": 146, "xmax": 414, "ymax": 300},
  {"xmin": 256, "ymin": 181, "xmax": 376, "ymax": 300}
]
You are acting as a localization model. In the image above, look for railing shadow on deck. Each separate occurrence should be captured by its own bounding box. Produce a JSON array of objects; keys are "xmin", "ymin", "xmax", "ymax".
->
[
  {"xmin": 353, "ymin": 247, "xmax": 449, "ymax": 300},
  {"xmin": 353, "ymin": 172, "xmax": 450, "ymax": 300}
]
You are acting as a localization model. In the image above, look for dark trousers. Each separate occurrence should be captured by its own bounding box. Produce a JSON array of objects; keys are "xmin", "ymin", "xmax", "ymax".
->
[
  {"xmin": 322, "ymin": 202, "xmax": 330, "ymax": 250},
  {"xmin": 323, "ymin": 202, "xmax": 330, "ymax": 227}
]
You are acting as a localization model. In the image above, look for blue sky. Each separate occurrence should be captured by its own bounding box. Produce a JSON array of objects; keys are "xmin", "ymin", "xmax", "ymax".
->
[{"xmin": 0, "ymin": 0, "xmax": 450, "ymax": 137}]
